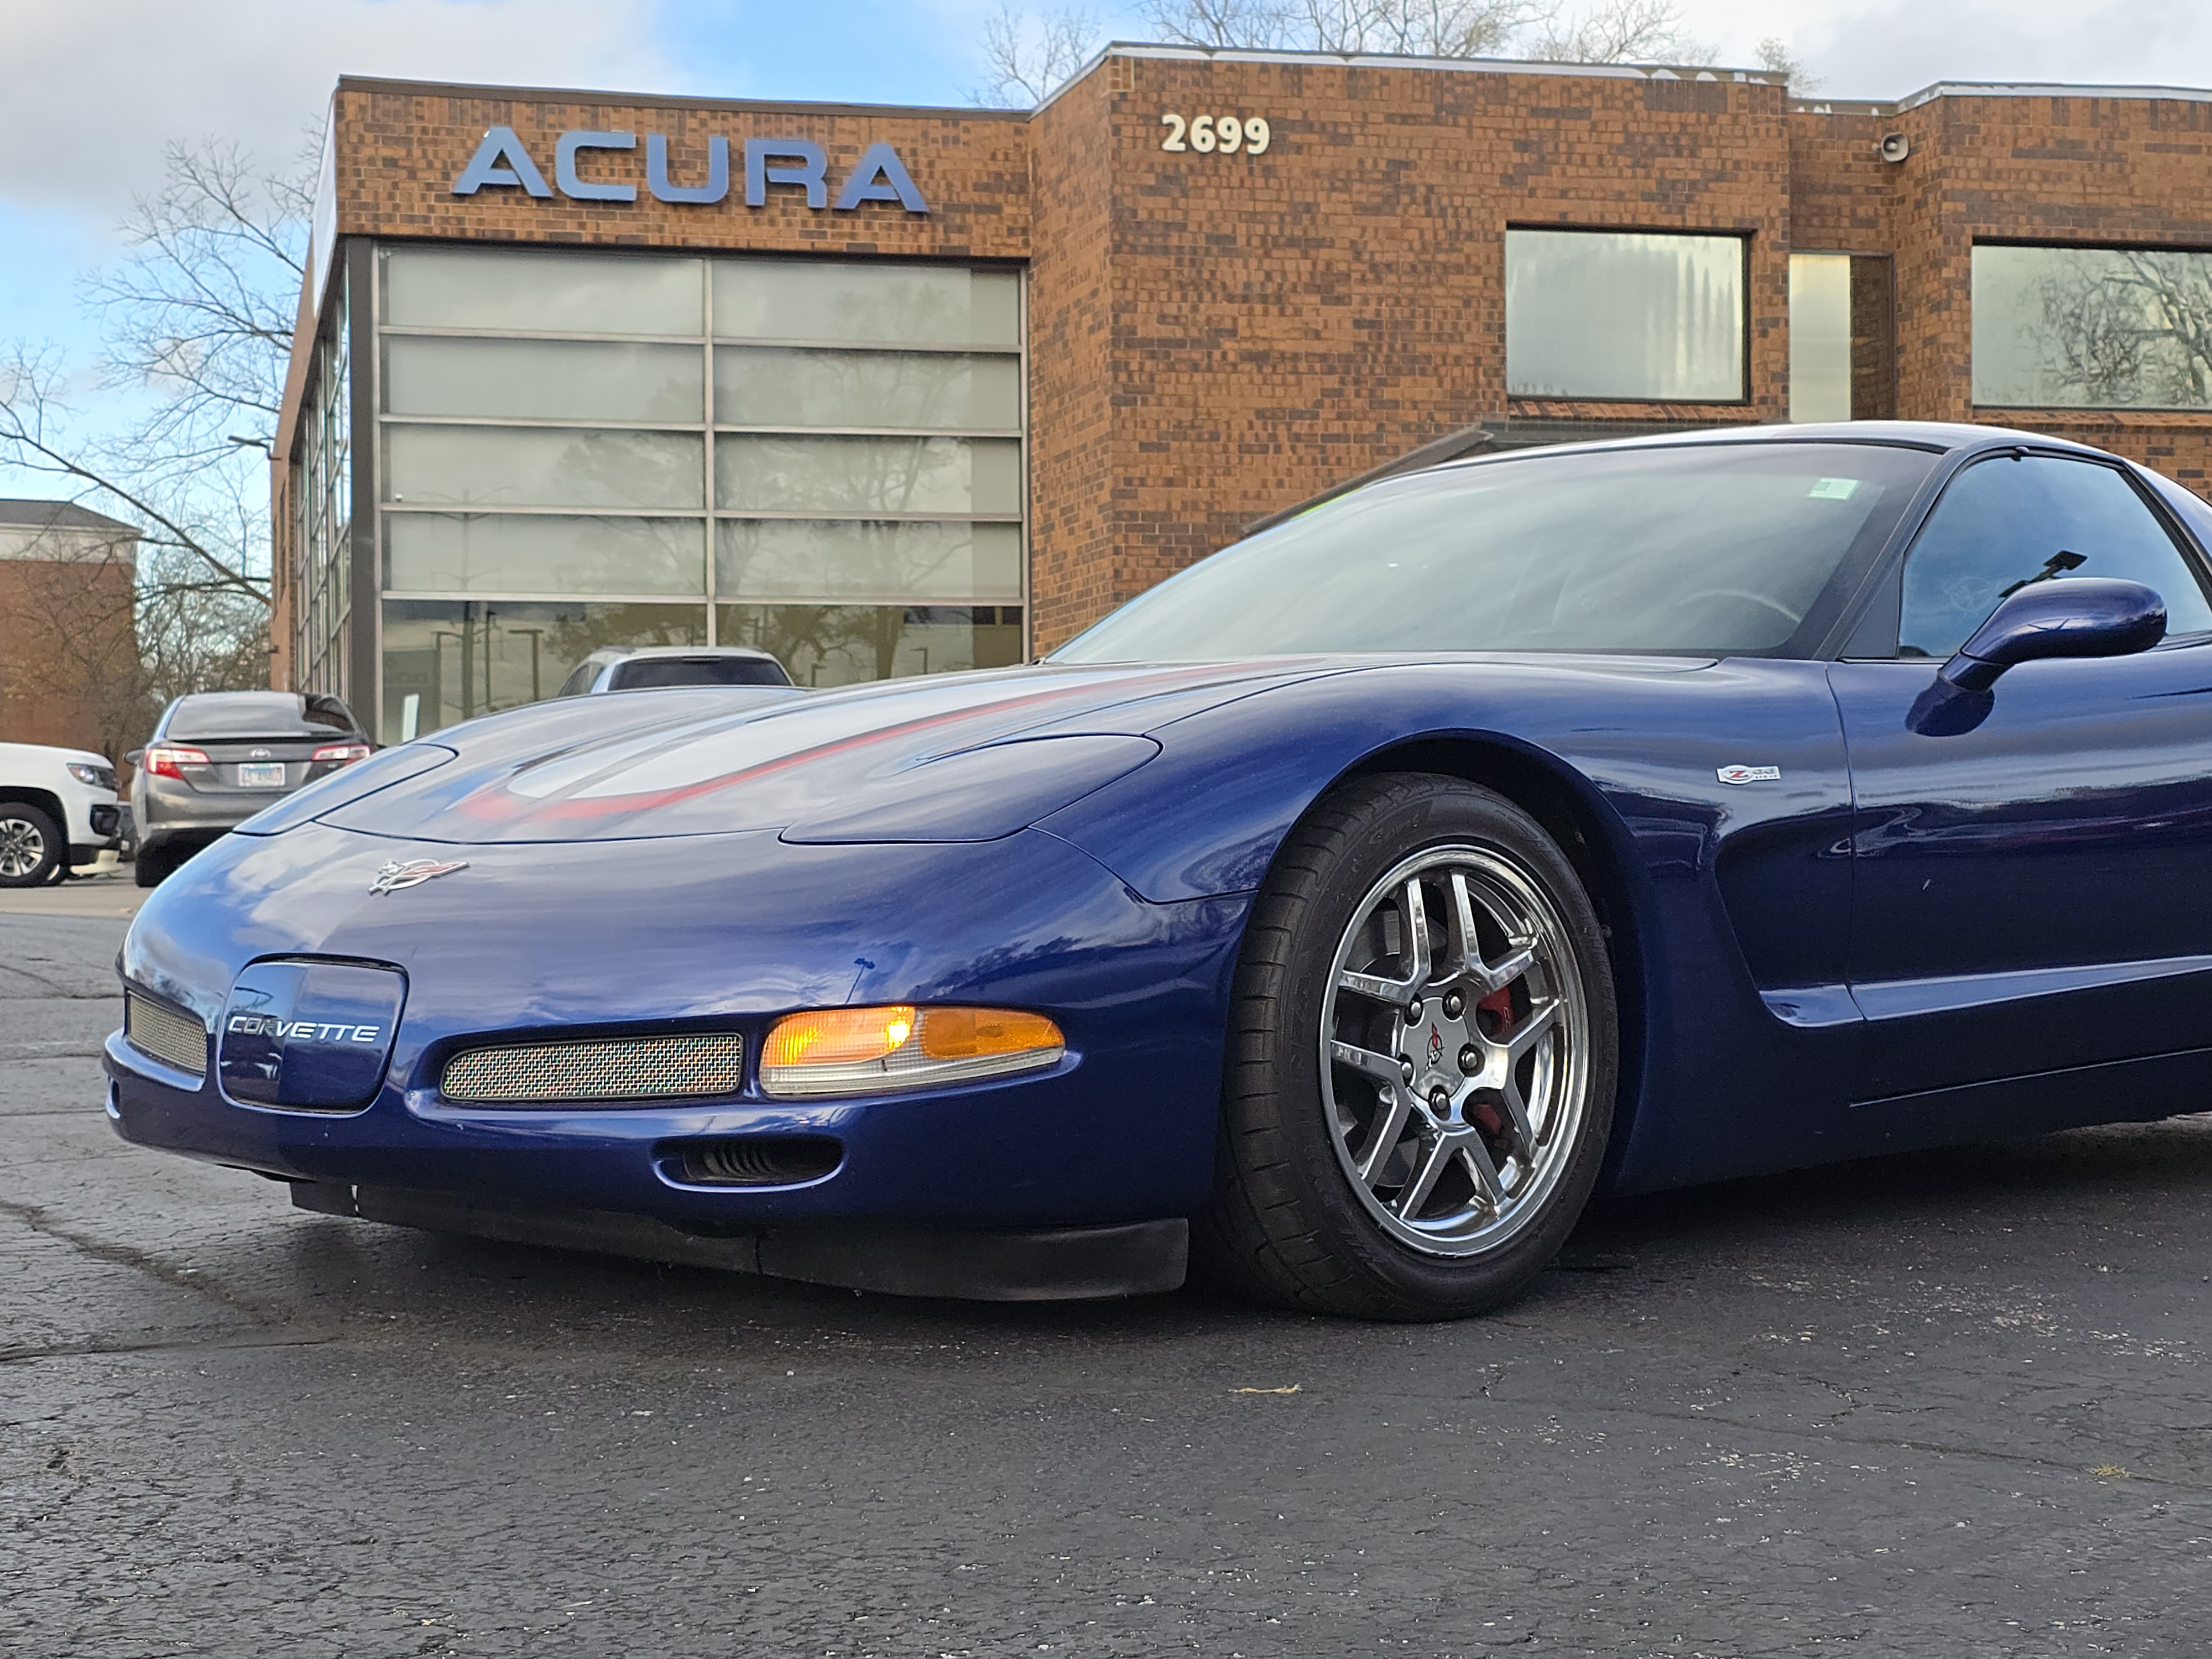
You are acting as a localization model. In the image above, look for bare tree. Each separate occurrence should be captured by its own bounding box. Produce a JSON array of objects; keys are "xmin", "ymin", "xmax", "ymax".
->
[
  {"xmin": 974, "ymin": 1, "xmax": 1107, "ymax": 104},
  {"xmin": 1527, "ymin": 0, "xmax": 1710, "ymax": 64},
  {"xmin": 1133, "ymin": 0, "xmax": 1294, "ymax": 50},
  {"xmin": 0, "ymin": 138, "xmax": 307, "ymax": 703},
  {"xmin": 0, "ymin": 345, "xmax": 269, "ymax": 606},
  {"xmin": 1754, "ymin": 36, "xmax": 1822, "ymax": 93},
  {"xmin": 88, "ymin": 141, "xmax": 309, "ymax": 476},
  {"xmin": 1283, "ymin": 0, "xmax": 1545, "ymax": 56}
]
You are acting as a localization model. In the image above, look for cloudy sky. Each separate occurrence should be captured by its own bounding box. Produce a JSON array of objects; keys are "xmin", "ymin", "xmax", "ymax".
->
[{"xmin": 4, "ymin": 0, "xmax": 2211, "ymax": 488}]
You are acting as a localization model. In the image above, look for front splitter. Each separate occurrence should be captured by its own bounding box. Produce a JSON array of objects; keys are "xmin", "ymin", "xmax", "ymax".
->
[{"xmin": 295, "ymin": 1181, "xmax": 1189, "ymax": 1302}]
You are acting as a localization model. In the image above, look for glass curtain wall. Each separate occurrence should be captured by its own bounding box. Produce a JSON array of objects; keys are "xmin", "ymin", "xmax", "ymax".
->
[
  {"xmin": 293, "ymin": 270, "xmax": 352, "ymax": 697},
  {"xmin": 375, "ymin": 247, "xmax": 1025, "ymax": 738}
]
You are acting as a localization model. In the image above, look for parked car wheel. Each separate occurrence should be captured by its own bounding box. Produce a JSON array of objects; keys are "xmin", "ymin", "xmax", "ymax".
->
[
  {"xmin": 133, "ymin": 844, "xmax": 174, "ymax": 889},
  {"xmin": 0, "ymin": 801, "xmax": 62, "ymax": 889},
  {"xmin": 1198, "ymin": 774, "xmax": 1618, "ymax": 1321}
]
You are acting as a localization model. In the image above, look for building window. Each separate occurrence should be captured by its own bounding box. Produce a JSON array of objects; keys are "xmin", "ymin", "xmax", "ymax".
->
[
  {"xmin": 1974, "ymin": 244, "xmax": 2212, "ymax": 409},
  {"xmin": 373, "ymin": 247, "xmax": 1024, "ymax": 738},
  {"xmin": 1505, "ymin": 229, "xmax": 1746, "ymax": 402},
  {"xmin": 1788, "ymin": 254, "xmax": 1851, "ymax": 422}
]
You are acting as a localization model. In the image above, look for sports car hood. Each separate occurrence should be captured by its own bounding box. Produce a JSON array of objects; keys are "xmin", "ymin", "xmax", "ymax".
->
[{"xmin": 300, "ymin": 662, "xmax": 1349, "ymax": 846}]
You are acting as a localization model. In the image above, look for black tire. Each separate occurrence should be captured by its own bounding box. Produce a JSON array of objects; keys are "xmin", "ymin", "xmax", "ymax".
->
[
  {"xmin": 1196, "ymin": 773, "xmax": 1618, "ymax": 1321},
  {"xmin": 133, "ymin": 844, "xmax": 173, "ymax": 889},
  {"xmin": 0, "ymin": 802, "xmax": 62, "ymax": 889}
]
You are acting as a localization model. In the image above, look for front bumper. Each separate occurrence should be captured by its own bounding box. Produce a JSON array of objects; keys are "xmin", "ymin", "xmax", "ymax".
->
[
  {"xmin": 106, "ymin": 822, "xmax": 1251, "ymax": 1286},
  {"xmin": 135, "ymin": 775, "xmax": 289, "ymax": 845}
]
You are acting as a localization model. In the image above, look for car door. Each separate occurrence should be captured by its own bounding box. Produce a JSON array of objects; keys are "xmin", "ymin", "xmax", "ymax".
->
[{"xmin": 1828, "ymin": 448, "xmax": 2212, "ymax": 1117}]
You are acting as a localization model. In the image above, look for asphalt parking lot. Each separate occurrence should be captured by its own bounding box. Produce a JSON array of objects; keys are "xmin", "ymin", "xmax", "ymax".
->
[{"xmin": 5, "ymin": 894, "xmax": 2210, "ymax": 1656}]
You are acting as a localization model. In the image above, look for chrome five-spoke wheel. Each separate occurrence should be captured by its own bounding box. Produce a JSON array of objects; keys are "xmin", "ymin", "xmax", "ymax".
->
[
  {"xmin": 1201, "ymin": 773, "xmax": 1616, "ymax": 1320},
  {"xmin": 1322, "ymin": 846, "xmax": 1589, "ymax": 1256}
]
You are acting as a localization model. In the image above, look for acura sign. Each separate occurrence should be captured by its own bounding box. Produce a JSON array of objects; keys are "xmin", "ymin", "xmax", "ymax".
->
[{"xmin": 453, "ymin": 126, "xmax": 929, "ymax": 213}]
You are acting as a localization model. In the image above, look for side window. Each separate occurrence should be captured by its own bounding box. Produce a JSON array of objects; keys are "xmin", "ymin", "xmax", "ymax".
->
[
  {"xmin": 554, "ymin": 661, "xmax": 598, "ymax": 698},
  {"xmin": 1898, "ymin": 454, "xmax": 2212, "ymax": 658}
]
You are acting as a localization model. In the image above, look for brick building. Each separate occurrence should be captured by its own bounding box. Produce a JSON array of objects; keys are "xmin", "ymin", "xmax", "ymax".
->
[
  {"xmin": 0, "ymin": 501, "xmax": 142, "ymax": 759},
  {"xmin": 273, "ymin": 47, "xmax": 2212, "ymax": 739}
]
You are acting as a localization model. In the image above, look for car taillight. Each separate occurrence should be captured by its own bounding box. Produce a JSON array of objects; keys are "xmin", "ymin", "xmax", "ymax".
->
[
  {"xmin": 311, "ymin": 743, "xmax": 372, "ymax": 766},
  {"xmin": 141, "ymin": 746, "xmax": 210, "ymax": 779}
]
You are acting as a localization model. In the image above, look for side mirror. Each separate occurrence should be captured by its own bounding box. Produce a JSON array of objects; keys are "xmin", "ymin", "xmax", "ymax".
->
[
  {"xmin": 125, "ymin": 749, "xmax": 144, "ymax": 765},
  {"xmin": 1938, "ymin": 577, "xmax": 2167, "ymax": 693}
]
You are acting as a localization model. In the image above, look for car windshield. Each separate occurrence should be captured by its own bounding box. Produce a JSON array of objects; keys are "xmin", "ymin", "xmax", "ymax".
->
[
  {"xmin": 168, "ymin": 692, "xmax": 355, "ymax": 740},
  {"xmin": 609, "ymin": 657, "xmax": 789, "ymax": 690},
  {"xmin": 1052, "ymin": 441, "xmax": 1940, "ymax": 661}
]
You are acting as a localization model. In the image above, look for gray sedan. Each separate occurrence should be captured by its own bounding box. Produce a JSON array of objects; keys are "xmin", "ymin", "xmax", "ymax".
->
[{"xmin": 130, "ymin": 691, "xmax": 369, "ymax": 887}]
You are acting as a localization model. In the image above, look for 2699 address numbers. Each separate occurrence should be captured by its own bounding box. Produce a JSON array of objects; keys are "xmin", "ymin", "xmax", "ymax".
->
[{"xmin": 1160, "ymin": 114, "xmax": 1272, "ymax": 155}]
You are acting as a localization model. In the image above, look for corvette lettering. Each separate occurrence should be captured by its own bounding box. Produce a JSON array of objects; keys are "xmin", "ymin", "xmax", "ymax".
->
[
  {"xmin": 1716, "ymin": 764, "xmax": 1782, "ymax": 785},
  {"xmin": 225, "ymin": 1015, "xmax": 384, "ymax": 1044}
]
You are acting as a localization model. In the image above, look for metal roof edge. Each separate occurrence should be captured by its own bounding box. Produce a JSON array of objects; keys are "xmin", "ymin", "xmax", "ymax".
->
[
  {"xmin": 1094, "ymin": 41, "xmax": 1778, "ymax": 84},
  {"xmin": 332, "ymin": 74, "xmax": 1029, "ymax": 122},
  {"xmin": 1896, "ymin": 79, "xmax": 2212, "ymax": 112}
]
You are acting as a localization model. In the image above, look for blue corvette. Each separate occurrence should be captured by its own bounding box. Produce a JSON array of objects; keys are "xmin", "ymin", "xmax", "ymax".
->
[{"xmin": 108, "ymin": 422, "xmax": 2212, "ymax": 1318}]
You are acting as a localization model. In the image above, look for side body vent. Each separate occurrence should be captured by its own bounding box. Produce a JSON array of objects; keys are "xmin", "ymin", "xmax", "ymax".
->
[
  {"xmin": 125, "ymin": 993, "xmax": 208, "ymax": 1077},
  {"xmin": 443, "ymin": 1031, "xmax": 745, "ymax": 1104}
]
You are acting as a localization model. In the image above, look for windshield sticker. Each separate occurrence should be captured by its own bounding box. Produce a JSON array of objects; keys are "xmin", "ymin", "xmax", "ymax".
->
[{"xmin": 1807, "ymin": 477, "xmax": 1861, "ymax": 500}]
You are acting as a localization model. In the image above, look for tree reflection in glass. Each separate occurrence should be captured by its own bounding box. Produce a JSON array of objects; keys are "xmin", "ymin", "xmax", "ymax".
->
[{"xmin": 1976, "ymin": 246, "xmax": 2212, "ymax": 409}]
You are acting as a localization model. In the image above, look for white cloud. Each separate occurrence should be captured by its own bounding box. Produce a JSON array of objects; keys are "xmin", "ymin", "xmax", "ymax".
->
[
  {"xmin": 1674, "ymin": 0, "xmax": 2212, "ymax": 101},
  {"xmin": 0, "ymin": 0, "xmax": 690, "ymax": 207}
]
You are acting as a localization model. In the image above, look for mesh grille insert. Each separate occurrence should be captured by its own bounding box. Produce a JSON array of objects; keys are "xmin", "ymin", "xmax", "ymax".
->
[
  {"xmin": 442, "ymin": 1032, "xmax": 745, "ymax": 1103},
  {"xmin": 125, "ymin": 993, "xmax": 208, "ymax": 1077}
]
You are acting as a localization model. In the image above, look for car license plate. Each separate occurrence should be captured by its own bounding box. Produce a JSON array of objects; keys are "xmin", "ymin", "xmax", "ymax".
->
[{"xmin": 237, "ymin": 763, "xmax": 286, "ymax": 789}]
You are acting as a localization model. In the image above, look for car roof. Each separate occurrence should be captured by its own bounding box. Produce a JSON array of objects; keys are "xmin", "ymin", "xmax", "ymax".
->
[
  {"xmin": 1429, "ymin": 419, "xmax": 2111, "ymax": 476},
  {"xmin": 585, "ymin": 645, "xmax": 781, "ymax": 664}
]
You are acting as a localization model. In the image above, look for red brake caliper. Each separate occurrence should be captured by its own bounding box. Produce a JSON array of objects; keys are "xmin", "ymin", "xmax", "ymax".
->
[{"xmin": 1471, "ymin": 988, "xmax": 1515, "ymax": 1138}]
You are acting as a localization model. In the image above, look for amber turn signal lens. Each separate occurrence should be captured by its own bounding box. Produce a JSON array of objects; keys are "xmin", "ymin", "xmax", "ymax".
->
[
  {"xmin": 759, "ymin": 1004, "xmax": 1066, "ymax": 1098},
  {"xmin": 761, "ymin": 1005, "xmax": 919, "ymax": 1071},
  {"xmin": 916, "ymin": 1006, "xmax": 1064, "ymax": 1060}
]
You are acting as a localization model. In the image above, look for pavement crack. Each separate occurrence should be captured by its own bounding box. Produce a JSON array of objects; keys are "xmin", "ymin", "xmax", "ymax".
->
[
  {"xmin": 0, "ymin": 1194, "xmax": 307, "ymax": 1332},
  {"xmin": 1588, "ymin": 1399, "xmax": 2212, "ymax": 1495},
  {"xmin": 0, "ymin": 963, "xmax": 101, "ymax": 999},
  {"xmin": 0, "ymin": 1332, "xmax": 340, "ymax": 1365}
]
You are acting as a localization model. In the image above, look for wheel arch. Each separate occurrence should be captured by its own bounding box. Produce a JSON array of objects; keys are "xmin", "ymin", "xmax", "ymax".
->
[
  {"xmin": 1317, "ymin": 733, "xmax": 1652, "ymax": 1191},
  {"xmin": 0, "ymin": 786, "xmax": 67, "ymax": 834}
]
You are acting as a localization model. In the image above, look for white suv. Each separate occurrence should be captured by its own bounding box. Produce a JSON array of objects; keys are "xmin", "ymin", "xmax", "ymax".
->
[{"xmin": 0, "ymin": 742, "xmax": 124, "ymax": 888}]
